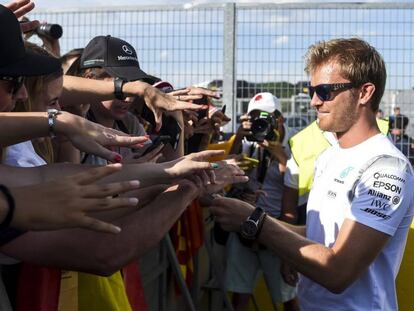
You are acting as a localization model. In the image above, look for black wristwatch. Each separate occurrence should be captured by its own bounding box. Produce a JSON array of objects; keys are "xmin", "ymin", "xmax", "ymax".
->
[
  {"xmin": 114, "ymin": 77, "xmax": 126, "ymax": 100},
  {"xmin": 239, "ymin": 207, "xmax": 267, "ymax": 241}
]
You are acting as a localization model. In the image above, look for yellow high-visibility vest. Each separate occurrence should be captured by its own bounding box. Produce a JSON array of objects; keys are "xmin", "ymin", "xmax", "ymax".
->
[
  {"xmin": 377, "ymin": 118, "xmax": 389, "ymax": 135},
  {"xmin": 288, "ymin": 121, "xmax": 331, "ymax": 197},
  {"xmin": 289, "ymin": 119, "xmax": 389, "ymax": 197}
]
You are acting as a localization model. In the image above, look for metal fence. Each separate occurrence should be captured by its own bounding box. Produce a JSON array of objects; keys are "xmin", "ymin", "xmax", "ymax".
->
[{"xmin": 30, "ymin": 2, "xmax": 414, "ymax": 148}]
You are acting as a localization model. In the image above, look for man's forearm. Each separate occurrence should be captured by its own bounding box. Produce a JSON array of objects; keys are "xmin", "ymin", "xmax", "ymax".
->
[
  {"xmin": 0, "ymin": 112, "xmax": 50, "ymax": 147},
  {"xmin": 61, "ymin": 76, "xmax": 149, "ymax": 108},
  {"xmin": 259, "ymin": 217, "xmax": 339, "ymax": 290},
  {"xmin": 89, "ymin": 184, "xmax": 170, "ymax": 221},
  {"xmin": 0, "ymin": 158, "xmax": 176, "ymax": 191}
]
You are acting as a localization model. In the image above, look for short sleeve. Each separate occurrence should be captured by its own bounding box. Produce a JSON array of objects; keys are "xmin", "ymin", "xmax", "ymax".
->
[
  {"xmin": 284, "ymin": 155, "xmax": 299, "ymax": 189},
  {"xmin": 346, "ymin": 156, "xmax": 414, "ymax": 236}
]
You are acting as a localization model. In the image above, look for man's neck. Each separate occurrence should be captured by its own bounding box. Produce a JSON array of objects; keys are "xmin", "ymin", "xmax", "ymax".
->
[{"xmin": 337, "ymin": 113, "xmax": 380, "ymax": 148}]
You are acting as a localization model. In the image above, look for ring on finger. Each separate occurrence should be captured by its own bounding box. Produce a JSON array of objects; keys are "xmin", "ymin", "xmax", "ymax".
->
[{"xmin": 178, "ymin": 95, "xmax": 181, "ymax": 100}]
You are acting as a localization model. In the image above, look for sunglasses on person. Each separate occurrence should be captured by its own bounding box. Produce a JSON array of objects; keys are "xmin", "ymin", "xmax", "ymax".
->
[
  {"xmin": 0, "ymin": 76, "xmax": 25, "ymax": 95},
  {"xmin": 309, "ymin": 83, "xmax": 354, "ymax": 101}
]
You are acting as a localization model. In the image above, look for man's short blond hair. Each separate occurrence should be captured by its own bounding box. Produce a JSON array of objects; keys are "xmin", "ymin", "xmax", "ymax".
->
[{"xmin": 304, "ymin": 38, "xmax": 386, "ymax": 111}]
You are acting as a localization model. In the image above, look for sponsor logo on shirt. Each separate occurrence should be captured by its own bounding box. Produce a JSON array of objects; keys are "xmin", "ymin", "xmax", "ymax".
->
[
  {"xmin": 367, "ymin": 189, "xmax": 391, "ymax": 201},
  {"xmin": 334, "ymin": 166, "xmax": 354, "ymax": 184},
  {"xmin": 392, "ymin": 196, "xmax": 401, "ymax": 205},
  {"xmin": 370, "ymin": 199, "xmax": 391, "ymax": 211},
  {"xmin": 340, "ymin": 166, "xmax": 354, "ymax": 179},
  {"xmin": 373, "ymin": 181, "xmax": 402, "ymax": 194},
  {"xmin": 373, "ymin": 172, "xmax": 405, "ymax": 184},
  {"xmin": 361, "ymin": 207, "xmax": 391, "ymax": 220},
  {"xmin": 327, "ymin": 190, "xmax": 337, "ymax": 199}
]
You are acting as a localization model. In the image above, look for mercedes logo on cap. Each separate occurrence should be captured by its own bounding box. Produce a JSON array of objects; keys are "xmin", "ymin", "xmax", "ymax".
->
[{"xmin": 122, "ymin": 45, "xmax": 133, "ymax": 55}]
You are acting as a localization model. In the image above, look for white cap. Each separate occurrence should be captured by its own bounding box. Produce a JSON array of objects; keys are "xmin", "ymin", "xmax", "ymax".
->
[{"xmin": 247, "ymin": 92, "xmax": 281, "ymax": 114}]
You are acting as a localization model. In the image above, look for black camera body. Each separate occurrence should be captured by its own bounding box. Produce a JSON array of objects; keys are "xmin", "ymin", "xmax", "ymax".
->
[
  {"xmin": 35, "ymin": 24, "xmax": 63, "ymax": 39},
  {"xmin": 246, "ymin": 111, "xmax": 277, "ymax": 142}
]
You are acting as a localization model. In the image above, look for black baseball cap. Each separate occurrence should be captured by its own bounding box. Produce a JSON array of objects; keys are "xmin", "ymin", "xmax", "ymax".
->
[
  {"xmin": 0, "ymin": 5, "xmax": 61, "ymax": 77},
  {"xmin": 80, "ymin": 35, "xmax": 152, "ymax": 82}
]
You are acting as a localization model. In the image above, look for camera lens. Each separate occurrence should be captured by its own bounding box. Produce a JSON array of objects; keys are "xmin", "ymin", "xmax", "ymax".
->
[
  {"xmin": 36, "ymin": 24, "xmax": 63, "ymax": 39},
  {"xmin": 251, "ymin": 119, "xmax": 268, "ymax": 133}
]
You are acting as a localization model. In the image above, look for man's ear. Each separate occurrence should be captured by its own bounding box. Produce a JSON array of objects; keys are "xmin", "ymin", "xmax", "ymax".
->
[{"xmin": 359, "ymin": 82, "xmax": 376, "ymax": 106}]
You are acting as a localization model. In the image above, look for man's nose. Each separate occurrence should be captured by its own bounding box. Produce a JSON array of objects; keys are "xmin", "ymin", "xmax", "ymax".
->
[{"xmin": 310, "ymin": 93, "xmax": 322, "ymax": 108}]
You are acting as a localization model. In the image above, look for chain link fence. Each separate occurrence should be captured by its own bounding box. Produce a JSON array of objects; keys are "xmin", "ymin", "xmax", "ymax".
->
[
  {"xmin": 26, "ymin": 3, "xmax": 414, "ymax": 309},
  {"xmin": 32, "ymin": 3, "xmax": 414, "ymax": 130}
]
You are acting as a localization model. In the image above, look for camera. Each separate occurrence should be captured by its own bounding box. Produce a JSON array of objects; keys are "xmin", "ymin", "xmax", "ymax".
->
[
  {"xmin": 35, "ymin": 24, "xmax": 63, "ymax": 39},
  {"xmin": 246, "ymin": 111, "xmax": 278, "ymax": 142}
]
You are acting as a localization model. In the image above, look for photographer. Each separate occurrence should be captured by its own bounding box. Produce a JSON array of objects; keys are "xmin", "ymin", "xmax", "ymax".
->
[
  {"xmin": 225, "ymin": 92, "xmax": 298, "ymax": 311},
  {"xmin": 21, "ymin": 16, "xmax": 61, "ymax": 57}
]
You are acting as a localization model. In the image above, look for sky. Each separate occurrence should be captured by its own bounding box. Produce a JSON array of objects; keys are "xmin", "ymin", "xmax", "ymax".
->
[{"xmin": 21, "ymin": 0, "xmax": 414, "ymax": 10}]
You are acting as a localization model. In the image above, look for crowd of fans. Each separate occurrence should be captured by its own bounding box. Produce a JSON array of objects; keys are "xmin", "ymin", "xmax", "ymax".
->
[{"xmin": 0, "ymin": 1, "xmax": 413, "ymax": 311}]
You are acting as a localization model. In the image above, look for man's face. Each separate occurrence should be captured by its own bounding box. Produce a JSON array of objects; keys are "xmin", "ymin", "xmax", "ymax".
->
[
  {"xmin": 310, "ymin": 62, "xmax": 359, "ymax": 133},
  {"xmin": 0, "ymin": 79, "xmax": 28, "ymax": 112}
]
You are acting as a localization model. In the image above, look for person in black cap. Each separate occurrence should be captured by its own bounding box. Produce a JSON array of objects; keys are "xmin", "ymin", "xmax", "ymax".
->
[
  {"xmin": 80, "ymin": 35, "xmax": 155, "ymax": 83},
  {"xmin": 79, "ymin": 35, "xmax": 162, "ymax": 165},
  {"xmin": 0, "ymin": 2, "xmax": 151, "ymax": 233}
]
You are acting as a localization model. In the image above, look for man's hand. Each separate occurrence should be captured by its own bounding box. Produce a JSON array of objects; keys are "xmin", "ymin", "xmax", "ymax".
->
[
  {"xmin": 280, "ymin": 261, "xmax": 299, "ymax": 286},
  {"xmin": 259, "ymin": 139, "xmax": 287, "ymax": 165},
  {"xmin": 141, "ymin": 84, "xmax": 209, "ymax": 132},
  {"xmin": 209, "ymin": 197, "xmax": 254, "ymax": 232},
  {"xmin": 189, "ymin": 162, "xmax": 248, "ymax": 195},
  {"xmin": 6, "ymin": 0, "xmax": 39, "ymax": 32},
  {"xmin": 10, "ymin": 164, "xmax": 141, "ymax": 234},
  {"xmin": 236, "ymin": 114, "xmax": 253, "ymax": 138},
  {"xmin": 122, "ymin": 143, "xmax": 164, "ymax": 164},
  {"xmin": 55, "ymin": 112, "xmax": 149, "ymax": 163},
  {"xmin": 163, "ymin": 149, "xmax": 225, "ymax": 179},
  {"xmin": 210, "ymin": 109, "xmax": 231, "ymax": 129},
  {"xmin": 193, "ymin": 117, "xmax": 215, "ymax": 135},
  {"xmin": 169, "ymin": 86, "xmax": 220, "ymax": 102}
]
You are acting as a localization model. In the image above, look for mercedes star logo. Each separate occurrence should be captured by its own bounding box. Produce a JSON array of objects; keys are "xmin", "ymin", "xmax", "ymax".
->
[{"xmin": 122, "ymin": 45, "xmax": 133, "ymax": 55}]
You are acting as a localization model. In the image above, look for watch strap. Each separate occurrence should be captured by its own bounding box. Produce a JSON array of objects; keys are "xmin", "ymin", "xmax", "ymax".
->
[
  {"xmin": 239, "ymin": 207, "xmax": 267, "ymax": 241},
  {"xmin": 114, "ymin": 77, "xmax": 126, "ymax": 100}
]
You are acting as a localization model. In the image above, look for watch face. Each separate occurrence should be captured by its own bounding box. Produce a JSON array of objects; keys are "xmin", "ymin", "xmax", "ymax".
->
[{"xmin": 241, "ymin": 220, "xmax": 258, "ymax": 239}]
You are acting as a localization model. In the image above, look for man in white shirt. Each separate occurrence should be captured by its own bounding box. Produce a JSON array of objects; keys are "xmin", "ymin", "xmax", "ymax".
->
[{"xmin": 210, "ymin": 38, "xmax": 414, "ymax": 310}]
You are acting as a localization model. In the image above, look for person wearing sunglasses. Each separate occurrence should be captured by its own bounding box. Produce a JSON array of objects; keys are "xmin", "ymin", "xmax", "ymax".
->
[{"xmin": 210, "ymin": 38, "xmax": 414, "ymax": 311}]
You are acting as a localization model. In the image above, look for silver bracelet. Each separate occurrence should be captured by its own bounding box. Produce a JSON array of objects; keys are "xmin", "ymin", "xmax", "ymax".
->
[{"xmin": 47, "ymin": 109, "xmax": 62, "ymax": 138}]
